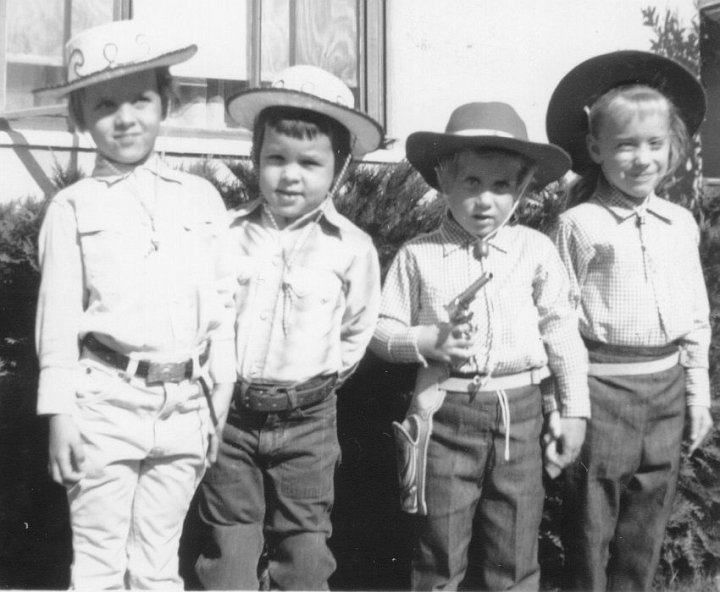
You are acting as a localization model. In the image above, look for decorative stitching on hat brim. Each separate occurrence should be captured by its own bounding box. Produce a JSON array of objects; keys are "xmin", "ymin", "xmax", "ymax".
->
[
  {"xmin": 406, "ymin": 132, "xmax": 571, "ymax": 191},
  {"xmin": 33, "ymin": 45, "xmax": 198, "ymax": 99},
  {"xmin": 546, "ymin": 50, "xmax": 706, "ymax": 173},
  {"xmin": 226, "ymin": 87, "xmax": 383, "ymax": 157}
]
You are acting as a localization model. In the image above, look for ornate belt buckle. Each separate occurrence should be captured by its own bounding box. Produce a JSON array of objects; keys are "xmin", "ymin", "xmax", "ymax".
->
[{"xmin": 147, "ymin": 361, "xmax": 185, "ymax": 383}]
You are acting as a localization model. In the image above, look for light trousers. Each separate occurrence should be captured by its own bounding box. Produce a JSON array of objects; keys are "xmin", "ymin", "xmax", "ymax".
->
[{"xmin": 68, "ymin": 354, "xmax": 211, "ymax": 589}]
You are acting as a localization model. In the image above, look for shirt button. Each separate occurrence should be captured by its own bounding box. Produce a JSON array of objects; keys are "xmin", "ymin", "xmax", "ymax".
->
[
  {"xmin": 250, "ymin": 368, "xmax": 258, "ymax": 376},
  {"xmin": 260, "ymin": 312, "xmax": 268, "ymax": 320}
]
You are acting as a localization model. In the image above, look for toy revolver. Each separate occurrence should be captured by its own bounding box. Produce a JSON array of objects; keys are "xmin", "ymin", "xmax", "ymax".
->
[
  {"xmin": 393, "ymin": 271, "xmax": 493, "ymax": 515},
  {"xmin": 444, "ymin": 271, "xmax": 493, "ymax": 324}
]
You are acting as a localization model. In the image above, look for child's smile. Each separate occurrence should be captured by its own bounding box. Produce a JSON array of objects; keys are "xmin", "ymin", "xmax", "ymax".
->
[
  {"xmin": 587, "ymin": 100, "xmax": 671, "ymax": 201},
  {"xmin": 81, "ymin": 69, "xmax": 162, "ymax": 165},
  {"xmin": 258, "ymin": 126, "xmax": 336, "ymax": 229}
]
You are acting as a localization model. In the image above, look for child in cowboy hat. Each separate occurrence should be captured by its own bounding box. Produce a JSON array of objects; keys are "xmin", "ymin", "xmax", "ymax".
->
[
  {"xmin": 547, "ymin": 51, "xmax": 713, "ymax": 591},
  {"xmin": 194, "ymin": 64, "xmax": 384, "ymax": 590},
  {"xmin": 34, "ymin": 20, "xmax": 236, "ymax": 589},
  {"xmin": 369, "ymin": 101, "xmax": 590, "ymax": 590}
]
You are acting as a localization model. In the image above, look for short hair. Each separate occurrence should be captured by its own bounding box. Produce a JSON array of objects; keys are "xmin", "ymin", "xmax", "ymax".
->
[
  {"xmin": 435, "ymin": 147, "xmax": 533, "ymax": 195},
  {"xmin": 68, "ymin": 67, "xmax": 175, "ymax": 131},
  {"xmin": 251, "ymin": 106, "xmax": 352, "ymax": 176}
]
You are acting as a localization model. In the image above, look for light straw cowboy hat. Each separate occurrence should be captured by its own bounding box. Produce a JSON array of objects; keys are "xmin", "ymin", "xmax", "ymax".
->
[
  {"xmin": 406, "ymin": 101, "xmax": 571, "ymax": 190},
  {"xmin": 546, "ymin": 50, "xmax": 706, "ymax": 173},
  {"xmin": 34, "ymin": 20, "xmax": 197, "ymax": 99},
  {"xmin": 226, "ymin": 64, "xmax": 383, "ymax": 157}
]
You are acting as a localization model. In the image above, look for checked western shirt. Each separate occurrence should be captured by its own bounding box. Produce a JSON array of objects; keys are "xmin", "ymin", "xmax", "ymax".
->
[
  {"xmin": 370, "ymin": 212, "xmax": 590, "ymax": 418},
  {"xmin": 552, "ymin": 182, "xmax": 710, "ymax": 407}
]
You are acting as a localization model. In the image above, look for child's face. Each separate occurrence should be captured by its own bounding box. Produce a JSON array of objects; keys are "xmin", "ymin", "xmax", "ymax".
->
[
  {"xmin": 258, "ymin": 125, "xmax": 336, "ymax": 228},
  {"xmin": 442, "ymin": 151, "xmax": 524, "ymax": 239},
  {"xmin": 587, "ymin": 99, "xmax": 671, "ymax": 200},
  {"xmin": 81, "ymin": 69, "xmax": 162, "ymax": 165}
]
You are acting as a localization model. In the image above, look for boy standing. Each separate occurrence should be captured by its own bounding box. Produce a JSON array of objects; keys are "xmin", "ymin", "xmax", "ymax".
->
[
  {"xmin": 195, "ymin": 65, "xmax": 384, "ymax": 590},
  {"xmin": 370, "ymin": 102, "xmax": 590, "ymax": 590},
  {"xmin": 34, "ymin": 21, "xmax": 235, "ymax": 589}
]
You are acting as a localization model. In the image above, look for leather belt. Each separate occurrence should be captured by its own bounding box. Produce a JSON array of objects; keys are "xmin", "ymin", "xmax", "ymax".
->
[
  {"xmin": 236, "ymin": 374, "xmax": 337, "ymax": 412},
  {"xmin": 82, "ymin": 333, "xmax": 208, "ymax": 384},
  {"xmin": 442, "ymin": 366, "xmax": 551, "ymax": 393},
  {"xmin": 588, "ymin": 352, "xmax": 679, "ymax": 377}
]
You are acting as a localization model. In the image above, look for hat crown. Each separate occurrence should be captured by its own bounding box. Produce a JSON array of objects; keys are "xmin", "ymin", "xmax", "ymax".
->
[
  {"xmin": 65, "ymin": 20, "xmax": 179, "ymax": 84},
  {"xmin": 445, "ymin": 102, "xmax": 529, "ymax": 141},
  {"xmin": 270, "ymin": 65, "xmax": 355, "ymax": 110}
]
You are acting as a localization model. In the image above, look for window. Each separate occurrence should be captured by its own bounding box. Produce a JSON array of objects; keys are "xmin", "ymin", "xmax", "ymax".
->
[{"xmin": 0, "ymin": 0, "xmax": 386, "ymax": 133}]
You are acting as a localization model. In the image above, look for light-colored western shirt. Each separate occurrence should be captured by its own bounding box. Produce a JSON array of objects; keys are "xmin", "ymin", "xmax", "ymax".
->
[
  {"xmin": 552, "ymin": 182, "xmax": 711, "ymax": 407},
  {"xmin": 36, "ymin": 154, "xmax": 236, "ymax": 415},
  {"xmin": 229, "ymin": 198, "xmax": 380, "ymax": 385},
  {"xmin": 370, "ymin": 213, "xmax": 590, "ymax": 418}
]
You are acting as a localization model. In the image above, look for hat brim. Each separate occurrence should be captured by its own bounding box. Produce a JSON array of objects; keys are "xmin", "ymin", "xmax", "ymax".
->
[
  {"xmin": 546, "ymin": 50, "xmax": 706, "ymax": 173},
  {"xmin": 227, "ymin": 88, "xmax": 383, "ymax": 157},
  {"xmin": 33, "ymin": 45, "xmax": 198, "ymax": 99},
  {"xmin": 406, "ymin": 132, "xmax": 571, "ymax": 190}
]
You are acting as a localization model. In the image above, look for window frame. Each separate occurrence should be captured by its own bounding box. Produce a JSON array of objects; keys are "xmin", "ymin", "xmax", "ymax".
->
[{"xmin": 0, "ymin": 0, "xmax": 386, "ymax": 139}]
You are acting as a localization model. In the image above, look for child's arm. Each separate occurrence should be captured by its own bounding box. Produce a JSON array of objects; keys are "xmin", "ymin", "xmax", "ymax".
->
[
  {"xmin": 338, "ymin": 239, "xmax": 382, "ymax": 384},
  {"xmin": 534, "ymin": 238, "xmax": 591, "ymax": 471},
  {"xmin": 679, "ymin": 216, "xmax": 713, "ymax": 453},
  {"xmin": 35, "ymin": 197, "xmax": 87, "ymax": 483},
  {"xmin": 369, "ymin": 246, "xmax": 475, "ymax": 366}
]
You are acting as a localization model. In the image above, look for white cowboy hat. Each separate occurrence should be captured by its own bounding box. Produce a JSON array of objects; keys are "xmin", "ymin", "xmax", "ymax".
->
[
  {"xmin": 34, "ymin": 20, "xmax": 197, "ymax": 99},
  {"xmin": 226, "ymin": 64, "xmax": 383, "ymax": 157}
]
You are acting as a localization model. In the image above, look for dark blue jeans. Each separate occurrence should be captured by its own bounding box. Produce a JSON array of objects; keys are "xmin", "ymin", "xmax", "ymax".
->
[
  {"xmin": 195, "ymin": 391, "xmax": 340, "ymax": 590},
  {"xmin": 563, "ymin": 344, "xmax": 685, "ymax": 592},
  {"xmin": 412, "ymin": 384, "xmax": 544, "ymax": 591}
]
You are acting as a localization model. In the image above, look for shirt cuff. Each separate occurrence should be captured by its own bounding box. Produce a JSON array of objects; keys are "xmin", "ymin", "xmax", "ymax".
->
[
  {"xmin": 37, "ymin": 367, "xmax": 77, "ymax": 415},
  {"xmin": 685, "ymin": 367, "xmax": 711, "ymax": 408},
  {"xmin": 388, "ymin": 326, "xmax": 427, "ymax": 366},
  {"xmin": 208, "ymin": 338, "xmax": 236, "ymax": 384}
]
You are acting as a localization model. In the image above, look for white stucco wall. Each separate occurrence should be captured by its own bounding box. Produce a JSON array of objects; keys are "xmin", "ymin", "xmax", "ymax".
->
[{"xmin": 384, "ymin": 0, "xmax": 697, "ymax": 158}]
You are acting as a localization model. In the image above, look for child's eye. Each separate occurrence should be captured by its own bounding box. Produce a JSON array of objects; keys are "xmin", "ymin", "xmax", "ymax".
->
[
  {"xmin": 95, "ymin": 99, "xmax": 115, "ymax": 111},
  {"xmin": 301, "ymin": 158, "xmax": 321, "ymax": 167},
  {"xmin": 650, "ymin": 139, "xmax": 667, "ymax": 150},
  {"xmin": 493, "ymin": 181, "xmax": 511, "ymax": 192}
]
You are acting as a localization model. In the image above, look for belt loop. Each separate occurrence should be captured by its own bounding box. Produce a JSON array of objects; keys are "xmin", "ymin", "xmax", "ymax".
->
[
  {"xmin": 190, "ymin": 349, "xmax": 201, "ymax": 381},
  {"xmin": 286, "ymin": 387, "xmax": 300, "ymax": 410},
  {"xmin": 123, "ymin": 357, "xmax": 139, "ymax": 382},
  {"xmin": 530, "ymin": 368, "xmax": 540, "ymax": 385}
]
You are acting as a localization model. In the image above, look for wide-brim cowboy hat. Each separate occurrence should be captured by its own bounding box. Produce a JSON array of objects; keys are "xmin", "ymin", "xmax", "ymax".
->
[
  {"xmin": 34, "ymin": 20, "xmax": 197, "ymax": 100},
  {"xmin": 227, "ymin": 64, "xmax": 383, "ymax": 157},
  {"xmin": 406, "ymin": 101, "xmax": 571, "ymax": 190},
  {"xmin": 546, "ymin": 50, "xmax": 706, "ymax": 173}
]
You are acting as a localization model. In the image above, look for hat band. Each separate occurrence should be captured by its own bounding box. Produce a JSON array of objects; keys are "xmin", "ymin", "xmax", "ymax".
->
[{"xmin": 451, "ymin": 128, "xmax": 515, "ymax": 138}]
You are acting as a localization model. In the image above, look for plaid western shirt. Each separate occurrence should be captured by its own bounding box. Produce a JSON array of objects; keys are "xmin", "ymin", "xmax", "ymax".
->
[
  {"xmin": 552, "ymin": 182, "xmax": 711, "ymax": 407},
  {"xmin": 370, "ymin": 213, "xmax": 590, "ymax": 418}
]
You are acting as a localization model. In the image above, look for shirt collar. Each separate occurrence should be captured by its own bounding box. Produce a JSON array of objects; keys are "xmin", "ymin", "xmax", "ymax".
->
[
  {"xmin": 92, "ymin": 153, "xmax": 182, "ymax": 185},
  {"xmin": 595, "ymin": 178, "xmax": 673, "ymax": 224},
  {"xmin": 439, "ymin": 210, "xmax": 509, "ymax": 257},
  {"xmin": 230, "ymin": 197, "xmax": 345, "ymax": 231}
]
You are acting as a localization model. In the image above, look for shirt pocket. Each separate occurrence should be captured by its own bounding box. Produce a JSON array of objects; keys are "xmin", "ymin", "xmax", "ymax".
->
[
  {"xmin": 75, "ymin": 207, "xmax": 144, "ymax": 286},
  {"xmin": 284, "ymin": 266, "xmax": 342, "ymax": 314}
]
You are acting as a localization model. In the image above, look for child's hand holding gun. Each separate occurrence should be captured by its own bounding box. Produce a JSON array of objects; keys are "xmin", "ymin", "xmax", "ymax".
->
[{"xmin": 417, "ymin": 272, "xmax": 493, "ymax": 366}]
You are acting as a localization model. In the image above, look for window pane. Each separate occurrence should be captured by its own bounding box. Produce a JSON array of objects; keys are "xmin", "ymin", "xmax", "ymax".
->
[
  {"xmin": 261, "ymin": 0, "xmax": 358, "ymax": 88},
  {"xmin": 132, "ymin": 0, "xmax": 250, "ymax": 129},
  {"xmin": 6, "ymin": 0, "xmax": 113, "ymax": 110}
]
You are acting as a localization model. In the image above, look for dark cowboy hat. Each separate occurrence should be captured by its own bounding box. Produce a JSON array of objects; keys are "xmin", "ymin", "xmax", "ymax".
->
[
  {"xmin": 406, "ymin": 101, "xmax": 571, "ymax": 190},
  {"xmin": 546, "ymin": 50, "xmax": 706, "ymax": 173}
]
